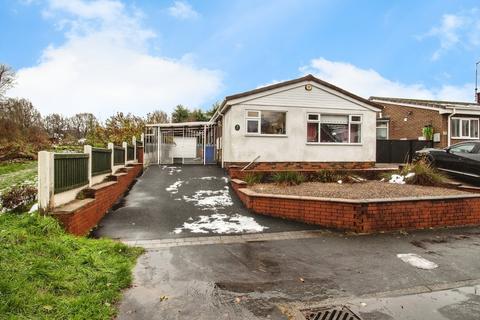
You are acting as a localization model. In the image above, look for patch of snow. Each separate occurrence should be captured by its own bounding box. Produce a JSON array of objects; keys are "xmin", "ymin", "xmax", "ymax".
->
[
  {"xmin": 174, "ymin": 213, "xmax": 268, "ymax": 234},
  {"xmin": 388, "ymin": 173, "xmax": 416, "ymax": 184},
  {"xmin": 222, "ymin": 177, "xmax": 229, "ymax": 183},
  {"xmin": 198, "ymin": 176, "xmax": 216, "ymax": 180},
  {"xmin": 397, "ymin": 253, "xmax": 438, "ymax": 270},
  {"xmin": 389, "ymin": 174, "xmax": 406, "ymax": 184},
  {"xmin": 337, "ymin": 180, "xmax": 343, "ymax": 184},
  {"xmin": 166, "ymin": 180, "xmax": 184, "ymax": 194},
  {"xmin": 183, "ymin": 189, "xmax": 233, "ymax": 210},
  {"xmin": 162, "ymin": 166, "xmax": 182, "ymax": 175},
  {"xmin": 28, "ymin": 203, "xmax": 38, "ymax": 213}
]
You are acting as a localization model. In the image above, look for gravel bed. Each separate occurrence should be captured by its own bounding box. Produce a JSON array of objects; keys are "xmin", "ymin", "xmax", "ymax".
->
[{"xmin": 250, "ymin": 181, "xmax": 473, "ymax": 199}]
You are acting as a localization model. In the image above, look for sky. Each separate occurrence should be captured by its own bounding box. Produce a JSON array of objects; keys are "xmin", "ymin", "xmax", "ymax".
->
[{"xmin": 1, "ymin": 0, "xmax": 480, "ymax": 119}]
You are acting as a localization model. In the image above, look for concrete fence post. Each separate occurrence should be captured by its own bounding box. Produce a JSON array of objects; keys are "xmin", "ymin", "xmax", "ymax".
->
[
  {"xmin": 38, "ymin": 151, "xmax": 54, "ymax": 212},
  {"xmin": 84, "ymin": 145, "xmax": 92, "ymax": 187},
  {"xmin": 132, "ymin": 136, "xmax": 137, "ymax": 162},
  {"xmin": 108, "ymin": 142, "xmax": 114, "ymax": 174},
  {"xmin": 122, "ymin": 141, "xmax": 128, "ymax": 165}
]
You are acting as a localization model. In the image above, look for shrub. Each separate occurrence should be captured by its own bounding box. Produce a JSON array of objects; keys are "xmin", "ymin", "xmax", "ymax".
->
[
  {"xmin": 400, "ymin": 160, "xmax": 446, "ymax": 187},
  {"xmin": 272, "ymin": 171, "xmax": 305, "ymax": 186},
  {"xmin": 314, "ymin": 169, "xmax": 340, "ymax": 183},
  {"xmin": 244, "ymin": 173, "xmax": 264, "ymax": 186},
  {"xmin": 0, "ymin": 185, "xmax": 37, "ymax": 212}
]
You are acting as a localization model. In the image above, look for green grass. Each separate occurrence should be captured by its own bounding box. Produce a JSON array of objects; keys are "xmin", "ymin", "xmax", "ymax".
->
[
  {"xmin": 0, "ymin": 212, "xmax": 143, "ymax": 320},
  {"xmin": 0, "ymin": 161, "xmax": 37, "ymax": 194}
]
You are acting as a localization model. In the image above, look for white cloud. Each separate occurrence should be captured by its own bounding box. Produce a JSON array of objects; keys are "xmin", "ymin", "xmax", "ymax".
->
[
  {"xmin": 420, "ymin": 8, "xmax": 480, "ymax": 60},
  {"xmin": 168, "ymin": 1, "xmax": 199, "ymax": 20},
  {"xmin": 301, "ymin": 57, "xmax": 474, "ymax": 102},
  {"xmin": 9, "ymin": 0, "xmax": 220, "ymax": 118}
]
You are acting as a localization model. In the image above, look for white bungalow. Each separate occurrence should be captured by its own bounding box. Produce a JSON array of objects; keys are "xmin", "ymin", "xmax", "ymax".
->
[{"xmin": 145, "ymin": 74, "xmax": 382, "ymax": 170}]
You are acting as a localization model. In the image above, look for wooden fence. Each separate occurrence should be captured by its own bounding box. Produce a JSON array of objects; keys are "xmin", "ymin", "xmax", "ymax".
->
[{"xmin": 54, "ymin": 153, "xmax": 89, "ymax": 194}]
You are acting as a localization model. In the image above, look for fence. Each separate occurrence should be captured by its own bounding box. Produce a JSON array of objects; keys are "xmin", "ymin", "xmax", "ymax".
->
[
  {"xmin": 376, "ymin": 139, "xmax": 434, "ymax": 163},
  {"xmin": 38, "ymin": 136, "xmax": 142, "ymax": 212},
  {"xmin": 54, "ymin": 153, "xmax": 89, "ymax": 194},
  {"xmin": 114, "ymin": 146, "xmax": 125, "ymax": 165},
  {"xmin": 92, "ymin": 148, "xmax": 111, "ymax": 176}
]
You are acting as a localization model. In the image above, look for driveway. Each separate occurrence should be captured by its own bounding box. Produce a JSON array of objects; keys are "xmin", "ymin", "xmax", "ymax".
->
[{"xmin": 92, "ymin": 165, "xmax": 316, "ymax": 241}]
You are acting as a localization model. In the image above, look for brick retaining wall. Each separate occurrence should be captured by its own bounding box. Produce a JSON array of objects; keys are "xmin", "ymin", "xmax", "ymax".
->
[
  {"xmin": 52, "ymin": 163, "xmax": 143, "ymax": 236},
  {"xmin": 231, "ymin": 179, "xmax": 480, "ymax": 233}
]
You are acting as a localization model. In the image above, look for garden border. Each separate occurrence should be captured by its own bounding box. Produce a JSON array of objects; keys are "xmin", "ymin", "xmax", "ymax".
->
[{"xmin": 231, "ymin": 179, "xmax": 480, "ymax": 233}]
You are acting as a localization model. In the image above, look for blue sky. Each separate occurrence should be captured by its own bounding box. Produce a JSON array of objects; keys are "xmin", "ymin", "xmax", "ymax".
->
[{"xmin": 1, "ymin": 0, "xmax": 480, "ymax": 118}]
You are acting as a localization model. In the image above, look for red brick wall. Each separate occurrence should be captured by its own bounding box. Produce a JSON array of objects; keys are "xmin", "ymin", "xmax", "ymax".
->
[
  {"xmin": 137, "ymin": 146, "xmax": 144, "ymax": 164},
  {"xmin": 231, "ymin": 180, "xmax": 480, "ymax": 233},
  {"xmin": 379, "ymin": 103, "xmax": 447, "ymax": 147},
  {"xmin": 53, "ymin": 163, "xmax": 143, "ymax": 236}
]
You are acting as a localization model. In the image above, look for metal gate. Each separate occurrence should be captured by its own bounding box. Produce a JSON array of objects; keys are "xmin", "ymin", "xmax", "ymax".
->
[{"xmin": 145, "ymin": 123, "xmax": 218, "ymax": 165}]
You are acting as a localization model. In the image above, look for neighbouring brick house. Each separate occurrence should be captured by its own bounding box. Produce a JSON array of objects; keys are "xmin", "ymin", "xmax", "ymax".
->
[{"xmin": 370, "ymin": 97, "xmax": 480, "ymax": 148}]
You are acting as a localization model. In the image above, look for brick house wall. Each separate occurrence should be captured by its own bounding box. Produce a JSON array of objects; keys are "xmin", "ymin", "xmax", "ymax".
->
[
  {"xmin": 379, "ymin": 103, "xmax": 448, "ymax": 147},
  {"xmin": 379, "ymin": 103, "xmax": 480, "ymax": 148}
]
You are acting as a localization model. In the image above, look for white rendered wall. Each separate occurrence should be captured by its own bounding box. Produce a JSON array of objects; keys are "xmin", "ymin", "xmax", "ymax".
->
[{"xmin": 223, "ymin": 84, "xmax": 377, "ymax": 163}]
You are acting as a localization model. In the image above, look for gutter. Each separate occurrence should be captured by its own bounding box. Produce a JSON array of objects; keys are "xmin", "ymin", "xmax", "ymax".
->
[{"xmin": 447, "ymin": 108, "xmax": 456, "ymax": 147}]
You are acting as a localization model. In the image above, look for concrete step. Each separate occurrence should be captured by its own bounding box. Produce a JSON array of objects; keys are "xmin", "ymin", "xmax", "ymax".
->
[{"xmin": 52, "ymin": 198, "xmax": 95, "ymax": 215}]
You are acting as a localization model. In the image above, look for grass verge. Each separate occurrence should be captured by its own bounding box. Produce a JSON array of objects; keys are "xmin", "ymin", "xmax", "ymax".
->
[
  {"xmin": 0, "ymin": 212, "xmax": 143, "ymax": 319},
  {"xmin": 0, "ymin": 161, "xmax": 37, "ymax": 193}
]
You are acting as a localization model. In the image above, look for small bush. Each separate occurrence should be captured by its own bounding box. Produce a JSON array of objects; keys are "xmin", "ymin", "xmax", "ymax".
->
[
  {"xmin": 244, "ymin": 173, "xmax": 264, "ymax": 186},
  {"xmin": 314, "ymin": 169, "xmax": 340, "ymax": 183},
  {"xmin": 0, "ymin": 185, "xmax": 37, "ymax": 212},
  {"xmin": 400, "ymin": 160, "xmax": 445, "ymax": 186},
  {"xmin": 272, "ymin": 171, "xmax": 305, "ymax": 186}
]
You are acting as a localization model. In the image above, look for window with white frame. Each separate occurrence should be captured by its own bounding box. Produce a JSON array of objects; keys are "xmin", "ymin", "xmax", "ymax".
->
[
  {"xmin": 376, "ymin": 120, "xmax": 389, "ymax": 140},
  {"xmin": 307, "ymin": 113, "xmax": 362, "ymax": 143},
  {"xmin": 451, "ymin": 118, "xmax": 479, "ymax": 139},
  {"xmin": 245, "ymin": 110, "xmax": 286, "ymax": 135}
]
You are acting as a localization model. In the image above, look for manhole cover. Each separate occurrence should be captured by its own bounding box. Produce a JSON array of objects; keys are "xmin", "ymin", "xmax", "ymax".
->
[{"xmin": 302, "ymin": 305, "xmax": 362, "ymax": 320}]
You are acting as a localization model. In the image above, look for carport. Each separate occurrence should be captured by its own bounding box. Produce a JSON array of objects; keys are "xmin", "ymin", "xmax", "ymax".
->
[{"xmin": 144, "ymin": 122, "xmax": 220, "ymax": 166}]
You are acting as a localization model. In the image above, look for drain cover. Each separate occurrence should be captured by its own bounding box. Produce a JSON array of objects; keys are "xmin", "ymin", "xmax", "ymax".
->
[{"xmin": 302, "ymin": 306, "xmax": 362, "ymax": 320}]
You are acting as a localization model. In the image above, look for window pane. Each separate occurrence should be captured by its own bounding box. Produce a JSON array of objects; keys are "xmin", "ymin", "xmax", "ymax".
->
[
  {"xmin": 351, "ymin": 123, "xmax": 361, "ymax": 143},
  {"xmin": 462, "ymin": 119, "xmax": 470, "ymax": 137},
  {"xmin": 261, "ymin": 111, "xmax": 286, "ymax": 134},
  {"xmin": 247, "ymin": 120, "xmax": 259, "ymax": 133},
  {"xmin": 450, "ymin": 143, "xmax": 475, "ymax": 153},
  {"xmin": 452, "ymin": 119, "xmax": 460, "ymax": 137},
  {"xmin": 351, "ymin": 115, "xmax": 362, "ymax": 122},
  {"xmin": 320, "ymin": 123, "xmax": 349, "ymax": 142},
  {"xmin": 321, "ymin": 115, "xmax": 349, "ymax": 124},
  {"xmin": 471, "ymin": 120, "xmax": 479, "ymax": 138},
  {"xmin": 308, "ymin": 114, "xmax": 319, "ymax": 121},
  {"xmin": 376, "ymin": 121, "xmax": 388, "ymax": 128},
  {"xmin": 247, "ymin": 111, "xmax": 259, "ymax": 118},
  {"xmin": 376, "ymin": 128, "xmax": 388, "ymax": 140},
  {"xmin": 307, "ymin": 122, "xmax": 319, "ymax": 142},
  {"xmin": 320, "ymin": 115, "xmax": 349, "ymax": 143}
]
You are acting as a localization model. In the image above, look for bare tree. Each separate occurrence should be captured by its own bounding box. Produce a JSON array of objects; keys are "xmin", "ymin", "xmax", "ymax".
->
[
  {"xmin": 44, "ymin": 113, "xmax": 69, "ymax": 143},
  {"xmin": 69, "ymin": 113, "xmax": 98, "ymax": 141},
  {"xmin": 0, "ymin": 98, "xmax": 46, "ymax": 144},
  {"xmin": 146, "ymin": 110, "xmax": 169, "ymax": 124},
  {"xmin": 0, "ymin": 64, "xmax": 16, "ymax": 99}
]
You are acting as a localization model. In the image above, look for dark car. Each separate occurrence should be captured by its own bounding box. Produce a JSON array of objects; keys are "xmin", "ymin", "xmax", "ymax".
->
[{"xmin": 415, "ymin": 141, "xmax": 480, "ymax": 184}]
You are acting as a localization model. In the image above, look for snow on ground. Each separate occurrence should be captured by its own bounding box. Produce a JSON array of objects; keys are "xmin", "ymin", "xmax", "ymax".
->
[
  {"xmin": 198, "ymin": 176, "xmax": 217, "ymax": 180},
  {"xmin": 166, "ymin": 180, "xmax": 184, "ymax": 194},
  {"xmin": 28, "ymin": 203, "xmax": 38, "ymax": 213},
  {"xmin": 182, "ymin": 187, "xmax": 233, "ymax": 210},
  {"xmin": 173, "ymin": 213, "xmax": 268, "ymax": 234},
  {"xmin": 161, "ymin": 166, "xmax": 182, "ymax": 175},
  {"xmin": 397, "ymin": 253, "xmax": 438, "ymax": 270},
  {"xmin": 389, "ymin": 173, "xmax": 415, "ymax": 185}
]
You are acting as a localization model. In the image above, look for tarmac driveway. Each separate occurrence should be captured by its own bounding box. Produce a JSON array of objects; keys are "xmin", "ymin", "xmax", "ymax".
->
[{"xmin": 92, "ymin": 165, "xmax": 316, "ymax": 240}]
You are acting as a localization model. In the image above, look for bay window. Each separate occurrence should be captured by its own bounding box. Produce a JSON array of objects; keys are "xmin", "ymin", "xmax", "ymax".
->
[
  {"xmin": 451, "ymin": 118, "xmax": 479, "ymax": 139},
  {"xmin": 246, "ymin": 110, "xmax": 286, "ymax": 135},
  {"xmin": 307, "ymin": 113, "xmax": 362, "ymax": 144}
]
